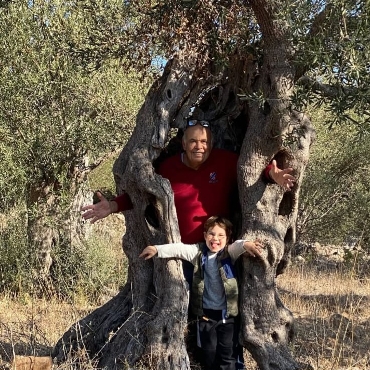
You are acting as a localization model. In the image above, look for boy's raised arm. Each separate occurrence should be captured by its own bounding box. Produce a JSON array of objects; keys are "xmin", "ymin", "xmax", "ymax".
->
[
  {"xmin": 139, "ymin": 246, "xmax": 158, "ymax": 260},
  {"xmin": 228, "ymin": 239, "xmax": 265, "ymax": 262},
  {"xmin": 140, "ymin": 243, "xmax": 199, "ymax": 263}
]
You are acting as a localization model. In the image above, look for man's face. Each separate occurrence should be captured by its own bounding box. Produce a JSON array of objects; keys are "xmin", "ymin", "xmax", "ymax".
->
[
  {"xmin": 203, "ymin": 224, "xmax": 228, "ymax": 253},
  {"xmin": 182, "ymin": 125, "xmax": 212, "ymax": 170}
]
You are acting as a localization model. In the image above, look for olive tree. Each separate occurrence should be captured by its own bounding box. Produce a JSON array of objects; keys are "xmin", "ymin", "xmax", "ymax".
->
[
  {"xmin": 0, "ymin": 1, "xmax": 146, "ymax": 282},
  {"xmin": 52, "ymin": 1, "xmax": 369, "ymax": 369},
  {"xmin": 298, "ymin": 113, "xmax": 370, "ymax": 246}
]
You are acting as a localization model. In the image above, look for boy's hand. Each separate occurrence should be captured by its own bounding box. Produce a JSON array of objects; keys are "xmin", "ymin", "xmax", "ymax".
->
[
  {"xmin": 139, "ymin": 246, "xmax": 158, "ymax": 260},
  {"xmin": 243, "ymin": 239, "xmax": 264, "ymax": 258}
]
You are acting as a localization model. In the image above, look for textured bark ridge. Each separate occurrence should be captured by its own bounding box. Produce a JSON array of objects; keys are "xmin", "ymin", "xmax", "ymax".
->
[{"xmin": 53, "ymin": 5, "xmax": 315, "ymax": 367}]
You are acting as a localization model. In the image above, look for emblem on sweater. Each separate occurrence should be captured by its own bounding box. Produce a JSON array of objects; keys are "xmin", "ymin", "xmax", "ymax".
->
[{"xmin": 209, "ymin": 172, "xmax": 218, "ymax": 183}]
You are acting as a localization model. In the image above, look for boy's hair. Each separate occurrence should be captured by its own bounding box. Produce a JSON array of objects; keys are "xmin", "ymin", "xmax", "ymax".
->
[{"xmin": 204, "ymin": 216, "xmax": 233, "ymax": 240}]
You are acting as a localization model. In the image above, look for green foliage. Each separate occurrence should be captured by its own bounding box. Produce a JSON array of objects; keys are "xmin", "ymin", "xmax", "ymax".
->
[
  {"xmin": 0, "ymin": 208, "xmax": 32, "ymax": 293},
  {"xmin": 44, "ymin": 0, "xmax": 257, "ymax": 73},
  {"xmin": 0, "ymin": 206, "xmax": 126, "ymax": 301},
  {"xmin": 298, "ymin": 110, "xmax": 370, "ymax": 248},
  {"xmin": 48, "ymin": 0, "xmax": 370, "ymax": 136},
  {"xmin": 290, "ymin": 1, "xmax": 370, "ymax": 133},
  {"xmin": 0, "ymin": 0, "xmax": 146, "ymax": 297},
  {"xmin": 0, "ymin": 139, "xmax": 27, "ymax": 211},
  {"xmin": 0, "ymin": 0, "xmax": 148, "ymax": 208}
]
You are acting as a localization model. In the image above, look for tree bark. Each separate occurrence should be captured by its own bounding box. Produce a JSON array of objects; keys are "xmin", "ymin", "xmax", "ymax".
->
[
  {"xmin": 236, "ymin": 2, "xmax": 315, "ymax": 369},
  {"xmin": 26, "ymin": 182, "xmax": 59, "ymax": 284},
  {"xmin": 54, "ymin": 56, "xmax": 201, "ymax": 369},
  {"xmin": 53, "ymin": 3, "xmax": 316, "ymax": 369}
]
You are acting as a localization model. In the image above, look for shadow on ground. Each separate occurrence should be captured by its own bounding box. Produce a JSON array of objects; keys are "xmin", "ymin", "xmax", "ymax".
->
[{"xmin": 0, "ymin": 324, "xmax": 53, "ymax": 367}]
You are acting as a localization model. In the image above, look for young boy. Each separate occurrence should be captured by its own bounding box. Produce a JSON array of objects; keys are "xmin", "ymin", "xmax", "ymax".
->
[{"xmin": 139, "ymin": 216, "xmax": 264, "ymax": 370}]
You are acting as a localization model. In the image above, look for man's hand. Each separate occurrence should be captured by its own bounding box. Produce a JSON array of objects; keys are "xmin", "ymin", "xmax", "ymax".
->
[
  {"xmin": 139, "ymin": 246, "xmax": 158, "ymax": 260},
  {"xmin": 81, "ymin": 191, "xmax": 116, "ymax": 224},
  {"xmin": 243, "ymin": 239, "xmax": 264, "ymax": 258},
  {"xmin": 268, "ymin": 159, "xmax": 295, "ymax": 191}
]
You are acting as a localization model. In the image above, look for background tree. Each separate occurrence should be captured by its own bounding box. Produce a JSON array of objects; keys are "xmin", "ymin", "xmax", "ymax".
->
[
  {"xmin": 298, "ymin": 111, "xmax": 370, "ymax": 246},
  {"xmin": 14, "ymin": 0, "xmax": 365, "ymax": 369},
  {"xmin": 0, "ymin": 0, "xmax": 147, "ymax": 288}
]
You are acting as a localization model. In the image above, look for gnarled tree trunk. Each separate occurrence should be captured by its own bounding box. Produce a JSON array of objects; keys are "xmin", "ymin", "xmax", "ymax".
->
[
  {"xmin": 54, "ymin": 56, "xmax": 202, "ymax": 369},
  {"xmin": 26, "ymin": 182, "xmax": 59, "ymax": 282},
  {"xmin": 236, "ymin": 3, "xmax": 315, "ymax": 369},
  {"xmin": 53, "ymin": 2, "xmax": 315, "ymax": 369},
  {"xmin": 26, "ymin": 179, "xmax": 93, "ymax": 289}
]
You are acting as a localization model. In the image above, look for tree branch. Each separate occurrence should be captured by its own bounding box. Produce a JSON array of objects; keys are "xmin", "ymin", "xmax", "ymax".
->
[
  {"xmin": 295, "ymin": 4, "xmax": 332, "ymax": 80},
  {"xmin": 297, "ymin": 75, "xmax": 358, "ymax": 99}
]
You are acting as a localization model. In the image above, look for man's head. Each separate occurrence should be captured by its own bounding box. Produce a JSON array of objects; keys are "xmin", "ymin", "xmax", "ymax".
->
[
  {"xmin": 182, "ymin": 121, "xmax": 212, "ymax": 170},
  {"xmin": 203, "ymin": 216, "xmax": 233, "ymax": 253}
]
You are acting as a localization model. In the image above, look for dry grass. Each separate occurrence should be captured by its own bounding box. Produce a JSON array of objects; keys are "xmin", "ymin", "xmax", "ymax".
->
[
  {"xmin": 0, "ymin": 262, "xmax": 369, "ymax": 369},
  {"xmin": 0, "ymin": 298, "xmax": 96, "ymax": 368},
  {"xmin": 277, "ymin": 263, "xmax": 370, "ymax": 370}
]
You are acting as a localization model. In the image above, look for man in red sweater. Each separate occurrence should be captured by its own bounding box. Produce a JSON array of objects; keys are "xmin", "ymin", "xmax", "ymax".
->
[{"xmin": 82, "ymin": 122, "xmax": 295, "ymax": 243}]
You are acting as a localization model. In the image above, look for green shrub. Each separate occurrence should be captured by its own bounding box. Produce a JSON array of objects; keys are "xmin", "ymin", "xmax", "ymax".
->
[
  {"xmin": 0, "ymin": 207, "xmax": 33, "ymax": 294},
  {"xmin": 298, "ymin": 111, "xmax": 370, "ymax": 250},
  {"xmin": 50, "ymin": 233, "xmax": 127, "ymax": 303}
]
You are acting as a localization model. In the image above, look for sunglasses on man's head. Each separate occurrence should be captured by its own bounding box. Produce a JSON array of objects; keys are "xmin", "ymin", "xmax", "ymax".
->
[{"xmin": 186, "ymin": 119, "xmax": 210, "ymax": 128}]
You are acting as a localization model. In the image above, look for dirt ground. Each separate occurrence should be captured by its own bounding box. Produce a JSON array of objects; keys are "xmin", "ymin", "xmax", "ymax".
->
[{"xmin": 0, "ymin": 262, "xmax": 369, "ymax": 370}]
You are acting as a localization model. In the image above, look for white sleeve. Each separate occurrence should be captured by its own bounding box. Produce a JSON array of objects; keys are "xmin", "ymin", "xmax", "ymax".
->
[
  {"xmin": 156, "ymin": 242, "xmax": 199, "ymax": 264},
  {"xmin": 228, "ymin": 240, "xmax": 248, "ymax": 263}
]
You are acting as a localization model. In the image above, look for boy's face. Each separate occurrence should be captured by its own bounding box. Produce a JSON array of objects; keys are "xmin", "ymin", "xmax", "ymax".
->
[{"xmin": 203, "ymin": 224, "xmax": 228, "ymax": 253}]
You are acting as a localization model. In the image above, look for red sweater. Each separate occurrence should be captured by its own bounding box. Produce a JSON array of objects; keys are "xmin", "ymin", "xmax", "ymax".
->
[{"xmin": 114, "ymin": 149, "xmax": 273, "ymax": 243}]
